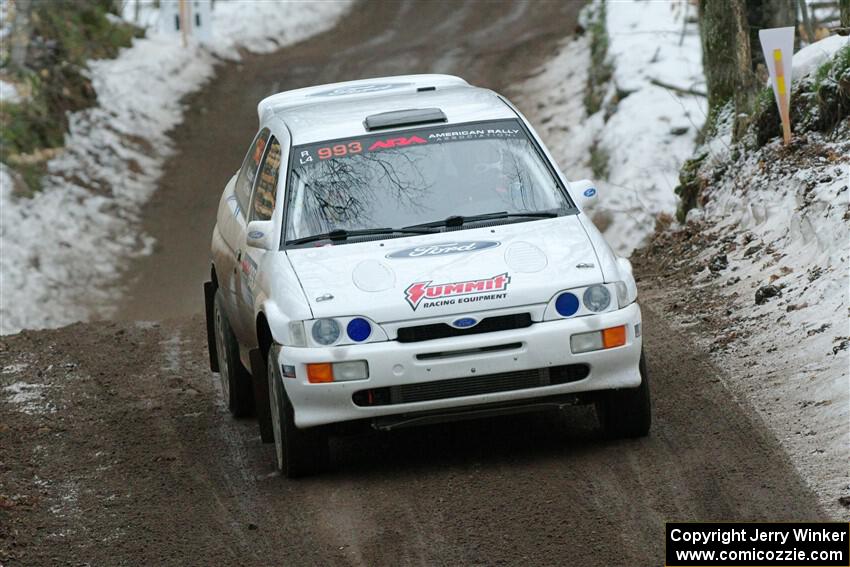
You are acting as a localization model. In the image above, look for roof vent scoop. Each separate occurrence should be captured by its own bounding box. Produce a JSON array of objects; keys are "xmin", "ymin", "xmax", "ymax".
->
[{"xmin": 364, "ymin": 108, "xmax": 447, "ymax": 131}]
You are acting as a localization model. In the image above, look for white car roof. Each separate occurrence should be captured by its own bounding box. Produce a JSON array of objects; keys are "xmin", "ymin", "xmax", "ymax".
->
[{"xmin": 257, "ymin": 75, "xmax": 517, "ymax": 145}]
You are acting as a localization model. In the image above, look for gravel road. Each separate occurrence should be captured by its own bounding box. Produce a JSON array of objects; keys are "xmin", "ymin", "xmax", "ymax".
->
[{"xmin": 0, "ymin": 1, "xmax": 826, "ymax": 565}]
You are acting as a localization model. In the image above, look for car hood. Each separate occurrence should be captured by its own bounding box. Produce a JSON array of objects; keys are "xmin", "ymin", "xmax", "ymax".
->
[{"xmin": 286, "ymin": 216, "xmax": 603, "ymax": 322}]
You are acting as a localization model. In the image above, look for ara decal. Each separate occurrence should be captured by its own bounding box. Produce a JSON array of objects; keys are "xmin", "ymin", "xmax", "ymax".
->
[{"xmin": 368, "ymin": 135, "xmax": 427, "ymax": 151}]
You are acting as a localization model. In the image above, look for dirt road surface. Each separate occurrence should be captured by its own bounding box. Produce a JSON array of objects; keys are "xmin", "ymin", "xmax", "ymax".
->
[{"xmin": 1, "ymin": 1, "xmax": 826, "ymax": 566}]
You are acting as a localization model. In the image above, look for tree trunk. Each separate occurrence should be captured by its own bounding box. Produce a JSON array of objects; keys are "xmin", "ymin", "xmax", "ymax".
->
[
  {"xmin": 699, "ymin": 0, "xmax": 756, "ymax": 139},
  {"xmin": 747, "ymin": 0, "xmax": 797, "ymax": 69},
  {"xmin": 9, "ymin": 0, "xmax": 32, "ymax": 72},
  {"xmin": 797, "ymin": 0, "xmax": 815, "ymax": 43},
  {"xmin": 840, "ymin": 0, "xmax": 850, "ymax": 29}
]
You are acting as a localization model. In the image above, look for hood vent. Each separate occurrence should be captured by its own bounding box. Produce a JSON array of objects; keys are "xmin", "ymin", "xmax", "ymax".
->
[{"xmin": 364, "ymin": 108, "xmax": 447, "ymax": 131}]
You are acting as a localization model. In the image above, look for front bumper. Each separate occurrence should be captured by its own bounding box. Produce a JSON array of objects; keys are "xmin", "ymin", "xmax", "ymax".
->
[{"xmin": 280, "ymin": 303, "xmax": 642, "ymax": 428}]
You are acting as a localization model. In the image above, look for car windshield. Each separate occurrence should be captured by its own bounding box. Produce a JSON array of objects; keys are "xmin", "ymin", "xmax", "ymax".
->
[{"xmin": 284, "ymin": 119, "xmax": 572, "ymax": 244}]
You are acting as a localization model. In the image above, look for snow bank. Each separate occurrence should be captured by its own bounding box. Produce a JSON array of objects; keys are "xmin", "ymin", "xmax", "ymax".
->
[
  {"xmin": 0, "ymin": 1, "xmax": 352, "ymax": 335},
  {"xmin": 514, "ymin": 0, "xmax": 705, "ymax": 256},
  {"xmin": 792, "ymin": 34, "xmax": 849, "ymax": 82},
  {"xmin": 683, "ymin": 141, "xmax": 848, "ymax": 518},
  {"xmin": 648, "ymin": 38, "xmax": 850, "ymax": 517},
  {"xmin": 515, "ymin": 3, "xmax": 848, "ymax": 516}
]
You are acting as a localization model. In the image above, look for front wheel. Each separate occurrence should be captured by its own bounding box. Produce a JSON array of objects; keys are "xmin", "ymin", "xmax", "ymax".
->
[
  {"xmin": 595, "ymin": 350, "xmax": 652, "ymax": 438},
  {"xmin": 268, "ymin": 348, "xmax": 328, "ymax": 478}
]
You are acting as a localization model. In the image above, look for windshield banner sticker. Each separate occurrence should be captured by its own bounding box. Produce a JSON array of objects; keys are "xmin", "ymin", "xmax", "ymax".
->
[
  {"xmin": 387, "ymin": 241, "xmax": 500, "ymax": 259},
  {"xmin": 295, "ymin": 119, "xmax": 524, "ymax": 166},
  {"xmin": 404, "ymin": 273, "xmax": 510, "ymax": 310}
]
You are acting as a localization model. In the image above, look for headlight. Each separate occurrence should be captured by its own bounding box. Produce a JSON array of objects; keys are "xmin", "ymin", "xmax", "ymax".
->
[
  {"xmin": 555, "ymin": 292, "xmax": 580, "ymax": 317},
  {"xmin": 346, "ymin": 317, "xmax": 372, "ymax": 342},
  {"xmin": 583, "ymin": 284, "xmax": 611, "ymax": 312},
  {"xmin": 311, "ymin": 318, "xmax": 341, "ymax": 345}
]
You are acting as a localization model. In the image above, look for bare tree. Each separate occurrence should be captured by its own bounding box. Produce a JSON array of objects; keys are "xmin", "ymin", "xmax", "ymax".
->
[
  {"xmin": 841, "ymin": 0, "xmax": 850, "ymax": 28},
  {"xmin": 699, "ymin": 0, "xmax": 757, "ymax": 139},
  {"xmin": 8, "ymin": 0, "xmax": 32, "ymax": 71}
]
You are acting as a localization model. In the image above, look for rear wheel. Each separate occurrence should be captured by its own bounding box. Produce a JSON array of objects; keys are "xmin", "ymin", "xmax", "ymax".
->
[
  {"xmin": 268, "ymin": 348, "xmax": 328, "ymax": 478},
  {"xmin": 213, "ymin": 290, "xmax": 254, "ymax": 417},
  {"xmin": 596, "ymin": 350, "xmax": 652, "ymax": 438}
]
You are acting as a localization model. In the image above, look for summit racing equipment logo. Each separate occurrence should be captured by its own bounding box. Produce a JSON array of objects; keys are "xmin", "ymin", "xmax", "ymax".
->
[
  {"xmin": 404, "ymin": 273, "xmax": 511, "ymax": 310},
  {"xmin": 368, "ymin": 136, "xmax": 427, "ymax": 151}
]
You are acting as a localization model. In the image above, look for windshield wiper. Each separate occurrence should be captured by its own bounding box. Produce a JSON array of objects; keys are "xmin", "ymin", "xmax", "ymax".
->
[
  {"xmin": 405, "ymin": 210, "xmax": 559, "ymax": 230},
  {"xmin": 287, "ymin": 227, "xmax": 437, "ymax": 245}
]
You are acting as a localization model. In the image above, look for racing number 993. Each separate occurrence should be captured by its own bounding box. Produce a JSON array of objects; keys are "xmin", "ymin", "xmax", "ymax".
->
[{"xmin": 317, "ymin": 141, "xmax": 362, "ymax": 159}]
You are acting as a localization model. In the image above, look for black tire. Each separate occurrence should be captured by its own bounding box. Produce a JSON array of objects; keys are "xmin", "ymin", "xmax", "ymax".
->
[
  {"xmin": 596, "ymin": 350, "xmax": 652, "ymax": 439},
  {"xmin": 213, "ymin": 289, "xmax": 254, "ymax": 417},
  {"xmin": 268, "ymin": 349, "xmax": 328, "ymax": 478},
  {"xmin": 250, "ymin": 347, "xmax": 274, "ymax": 443}
]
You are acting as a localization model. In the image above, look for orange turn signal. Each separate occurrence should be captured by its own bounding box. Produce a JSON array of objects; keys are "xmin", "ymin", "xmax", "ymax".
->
[
  {"xmin": 602, "ymin": 325, "xmax": 627, "ymax": 349},
  {"xmin": 306, "ymin": 363, "xmax": 334, "ymax": 383}
]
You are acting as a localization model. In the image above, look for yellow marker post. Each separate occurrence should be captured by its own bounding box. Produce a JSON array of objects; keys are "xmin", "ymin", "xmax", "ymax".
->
[
  {"xmin": 773, "ymin": 49, "xmax": 792, "ymax": 145},
  {"xmin": 759, "ymin": 27, "xmax": 795, "ymax": 146}
]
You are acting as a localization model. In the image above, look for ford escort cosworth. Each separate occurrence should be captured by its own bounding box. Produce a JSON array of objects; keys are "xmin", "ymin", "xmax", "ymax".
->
[{"xmin": 204, "ymin": 74, "xmax": 650, "ymax": 477}]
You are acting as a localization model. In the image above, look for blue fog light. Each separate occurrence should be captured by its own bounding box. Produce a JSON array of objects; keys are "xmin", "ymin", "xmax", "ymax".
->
[
  {"xmin": 347, "ymin": 318, "xmax": 372, "ymax": 342},
  {"xmin": 555, "ymin": 292, "xmax": 580, "ymax": 317}
]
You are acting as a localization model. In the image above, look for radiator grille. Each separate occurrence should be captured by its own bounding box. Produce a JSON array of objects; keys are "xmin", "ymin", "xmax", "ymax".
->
[
  {"xmin": 396, "ymin": 313, "xmax": 533, "ymax": 343},
  {"xmin": 352, "ymin": 364, "xmax": 590, "ymax": 406}
]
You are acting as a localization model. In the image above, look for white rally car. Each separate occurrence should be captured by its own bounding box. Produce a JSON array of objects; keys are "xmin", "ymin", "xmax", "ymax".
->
[{"xmin": 205, "ymin": 75, "xmax": 650, "ymax": 477}]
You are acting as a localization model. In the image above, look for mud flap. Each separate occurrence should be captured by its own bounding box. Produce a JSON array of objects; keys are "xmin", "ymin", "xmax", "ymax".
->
[
  {"xmin": 249, "ymin": 348, "xmax": 274, "ymax": 443},
  {"xmin": 204, "ymin": 281, "xmax": 219, "ymax": 372}
]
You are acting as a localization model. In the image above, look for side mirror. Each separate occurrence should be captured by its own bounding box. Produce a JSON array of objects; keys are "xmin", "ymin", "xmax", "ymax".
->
[
  {"xmin": 570, "ymin": 179, "xmax": 599, "ymax": 210},
  {"xmin": 246, "ymin": 220, "xmax": 274, "ymax": 250}
]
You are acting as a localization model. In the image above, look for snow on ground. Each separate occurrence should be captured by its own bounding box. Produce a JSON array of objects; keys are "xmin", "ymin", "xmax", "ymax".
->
[
  {"xmin": 793, "ymin": 34, "xmax": 849, "ymax": 79},
  {"xmin": 0, "ymin": 1, "xmax": 352, "ymax": 335},
  {"xmin": 515, "ymin": 0, "xmax": 705, "ymax": 257},
  {"xmin": 662, "ymin": 130, "xmax": 849, "ymax": 518},
  {"xmin": 671, "ymin": 40, "xmax": 849, "ymax": 517},
  {"xmin": 0, "ymin": 78, "xmax": 20, "ymax": 103},
  {"xmin": 3, "ymin": 381, "xmax": 55, "ymax": 414}
]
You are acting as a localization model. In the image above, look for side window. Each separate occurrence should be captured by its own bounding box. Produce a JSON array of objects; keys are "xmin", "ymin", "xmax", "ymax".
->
[
  {"xmin": 250, "ymin": 137, "xmax": 282, "ymax": 222},
  {"xmin": 234, "ymin": 128, "xmax": 270, "ymax": 217}
]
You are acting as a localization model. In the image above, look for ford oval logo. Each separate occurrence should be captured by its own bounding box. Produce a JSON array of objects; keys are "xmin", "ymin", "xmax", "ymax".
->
[
  {"xmin": 583, "ymin": 187, "xmax": 597, "ymax": 198},
  {"xmin": 248, "ymin": 230, "xmax": 264, "ymax": 239},
  {"xmin": 386, "ymin": 241, "xmax": 500, "ymax": 259},
  {"xmin": 451, "ymin": 317, "xmax": 478, "ymax": 328}
]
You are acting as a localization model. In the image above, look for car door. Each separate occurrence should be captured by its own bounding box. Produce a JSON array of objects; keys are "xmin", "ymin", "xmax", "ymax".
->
[
  {"xmin": 234, "ymin": 133, "xmax": 287, "ymax": 342},
  {"xmin": 220, "ymin": 128, "xmax": 270, "ymax": 336}
]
